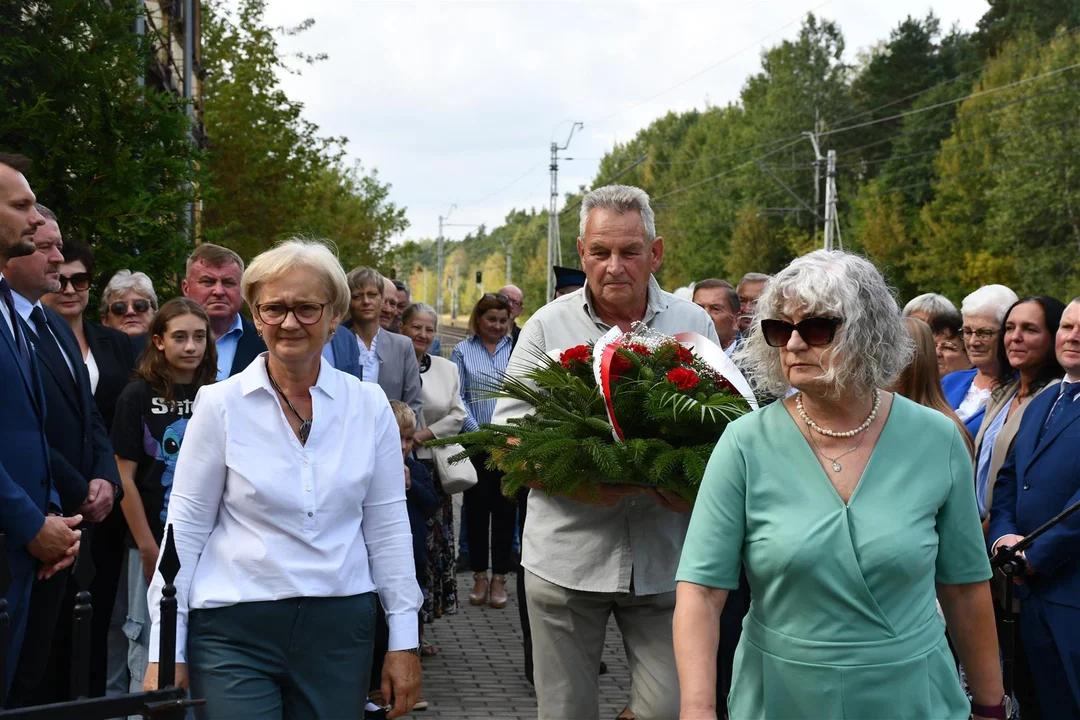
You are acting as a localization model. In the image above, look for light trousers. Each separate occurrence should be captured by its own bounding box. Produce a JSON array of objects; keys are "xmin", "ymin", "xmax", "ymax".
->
[{"xmin": 524, "ymin": 569, "xmax": 679, "ymax": 720}]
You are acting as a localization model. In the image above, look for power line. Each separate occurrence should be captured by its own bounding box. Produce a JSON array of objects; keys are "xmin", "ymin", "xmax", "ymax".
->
[
  {"xmin": 462, "ymin": 162, "xmax": 543, "ymax": 209},
  {"xmin": 836, "ymin": 116, "xmax": 1078, "ymax": 169},
  {"xmin": 585, "ymin": 0, "xmax": 833, "ymax": 128},
  {"xmin": 651, "ymin": 138, "xmax": 804, "ymax": 202},
  {"xmin": 859, "ymin": 149, "xmax": 1080, "ymax": 200},
  {"xmin": 821, "ymin": 61, "xmax": 1080, "ymax": 138},
  {"xmin": 835, "ymin": 79, "xmax": 1080, "ymax": 158},
  {"xmin": 829, "ymin": 23, "xmax": 1080, "ymax": 129}
]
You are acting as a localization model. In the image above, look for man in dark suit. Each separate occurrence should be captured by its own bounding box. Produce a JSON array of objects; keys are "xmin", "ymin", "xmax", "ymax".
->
[
  {"xmin": 990, "ymin": 297, "xmax": 1080, "ymax": 718},
  {"xmin": 182, "ymin": 243, "xmax": 264, "ymax": 379},
  {"xmin": 0, "ymin": 153, "xmax": 81, "ymax": 704},
  {"xmin": 498, "ymin": 284, "xmax": 524, "ymax": 348},
  {"xmin": 3, "ymin": 207, "xmax": 120, "ymax": 704}
]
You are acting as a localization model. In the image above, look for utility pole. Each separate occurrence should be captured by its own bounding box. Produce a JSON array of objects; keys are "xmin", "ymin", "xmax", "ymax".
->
[
  {"xmin": 547, "ymin": 122, "xmax": 583, "ymax": 301},
  {"xmin": 803, "ymin": 129, "xmax": 840, "ymax": 251},
  {"xmin": 436, "ymin": 205, "xmax": 455, "ymax": 318},
  {"xmin": 823, "ymin": 149, "xmax": 838, "ymax": 251}
]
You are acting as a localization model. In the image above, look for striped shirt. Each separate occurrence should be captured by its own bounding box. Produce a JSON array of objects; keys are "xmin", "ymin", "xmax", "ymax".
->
[{"xmin": 451, "ymin": 334, "xmax": 513, "ymax": 432}]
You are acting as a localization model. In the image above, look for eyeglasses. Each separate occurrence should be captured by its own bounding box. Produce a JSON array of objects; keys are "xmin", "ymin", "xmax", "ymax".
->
[
  {"xmin": 57, "ymin": 272, "xmax": 91, "ymax": 292},
  {"xmin": 110, "ymin": 299, "xmax": 151, "ymax": 316},
  {"xmin": 254, "ymin": 302, "xmax": 328, "ymax": 326},
  {"xmin": 760, "ymin": 317, "xmax": 843, "ymax": 347},
  {"xmin": 962, "ymin": 328, "xmax": 998, "ymax": 341}
]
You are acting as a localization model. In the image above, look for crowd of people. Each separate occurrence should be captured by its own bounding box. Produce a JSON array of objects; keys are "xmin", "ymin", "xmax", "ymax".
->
[{"xmin": 2, "ymin": 149, "xmax": 1078, "ymax": 720}]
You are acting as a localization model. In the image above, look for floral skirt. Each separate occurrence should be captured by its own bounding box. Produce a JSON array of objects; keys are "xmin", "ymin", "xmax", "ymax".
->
[{"xmin": 422, "ymin": 467, "xmax": 458, "ymax": 624}]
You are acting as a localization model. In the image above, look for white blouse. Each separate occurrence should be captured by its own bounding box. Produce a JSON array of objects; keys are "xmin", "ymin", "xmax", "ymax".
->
[
  {"xmin": 148, "ymin": 354, "xmax": 422, "ymax": 662},
  {"xmin": 84, "ymin": 347, "xmax": 100, "ymax": 395}
]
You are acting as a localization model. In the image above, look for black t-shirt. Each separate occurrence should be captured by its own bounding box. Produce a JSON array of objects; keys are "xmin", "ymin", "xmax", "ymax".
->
[{"xmin": 111, "ymin": 378, "xmax": 197, "ymax": 547}]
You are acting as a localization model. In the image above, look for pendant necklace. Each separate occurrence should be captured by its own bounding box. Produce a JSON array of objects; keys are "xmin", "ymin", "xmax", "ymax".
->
[
  {"xmin": 806, "ymin": 423, "xmax": 866, "ymax": 472},
  {"xmin": 265, "ymin": 359, "xmax": 312, "ymax": 444}
]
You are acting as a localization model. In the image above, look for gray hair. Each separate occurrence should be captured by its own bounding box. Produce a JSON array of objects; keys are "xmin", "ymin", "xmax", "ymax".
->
[
  {"xmin": 736, "ymin": 250, "xmax": 915, "ymax": 398},
  {"xmin": 737, "ymin": 272, "xmax": 772, "ymax": 291},
  {"xmin": 242, "ymin": 238, "xmax": 350, "ymax": 321},
  {"xmin": 401, "ymin": 302, "xmax": 437, "ymax": 327},
  {"xmin": 579, "ymin": 184, "xmax": 656, "ymax": 242},
  {"xmin": 961, "ymin": 284, "xmax": 1019, "ymax": 325},
  {"xmin": 346, "ymin": 266, "xmax": 385, "ymax": 295},
  {"xmin": 100, "ymin": 270, "xmax": 159, "ymax": 317},
  {"xmin": 34, "ymin": 203, "xmax": 57, "ymax": 223},
  {"xmin": 903, "ymin": 292, "xmax": 957, "ymax": 319}
]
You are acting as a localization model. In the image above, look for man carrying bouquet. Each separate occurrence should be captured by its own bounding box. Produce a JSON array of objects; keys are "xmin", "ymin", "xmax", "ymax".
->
[{"xmin": 493, "ymin": 184, "xmax": 718, "ymax": 720}]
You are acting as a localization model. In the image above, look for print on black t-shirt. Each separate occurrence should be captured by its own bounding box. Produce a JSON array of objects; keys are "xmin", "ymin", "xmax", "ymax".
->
[{"xmin": 112, "ymin": 379, "xmax": 197, "ymax": 546}]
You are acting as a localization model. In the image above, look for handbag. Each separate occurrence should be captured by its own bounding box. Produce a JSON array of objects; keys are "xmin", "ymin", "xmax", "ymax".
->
[{"xmin": 431, "ymin": 443, "xmax": 478, "ymax": 494}]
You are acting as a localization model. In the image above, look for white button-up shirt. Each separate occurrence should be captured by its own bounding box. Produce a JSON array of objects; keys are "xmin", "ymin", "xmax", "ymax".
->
[{"xmin": 148, "ymin": 354, "xmax": 422, "ymax": 662}]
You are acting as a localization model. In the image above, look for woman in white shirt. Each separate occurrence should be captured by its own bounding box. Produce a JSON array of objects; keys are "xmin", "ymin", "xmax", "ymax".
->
[{"xmin": 142, "ymin": 239, "xmax": 422, "ymax": 720}]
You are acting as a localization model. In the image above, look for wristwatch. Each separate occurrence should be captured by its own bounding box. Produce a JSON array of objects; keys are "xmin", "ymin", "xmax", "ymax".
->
[{"xmin": 971, "ymin": 695, "xmax": 1012, "ymax": 719}]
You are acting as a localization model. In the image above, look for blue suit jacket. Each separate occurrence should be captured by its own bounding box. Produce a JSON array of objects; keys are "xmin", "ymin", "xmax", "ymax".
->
[
  {"xmin": 0, "ymin": 310, "xmax": 57, "ymax": 698},
  {"xmin": 942, "ymin": 368, "xmax": 984, "ymax": 437},
  {"xmin": 988, "ymin": 384, "xmax": 1080, "ymax": 609}
]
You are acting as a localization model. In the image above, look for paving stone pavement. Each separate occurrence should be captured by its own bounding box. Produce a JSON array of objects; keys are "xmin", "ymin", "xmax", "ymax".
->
[{"xmin": 417, "ymin": 570, "xmax": 634, "ymax": 720}]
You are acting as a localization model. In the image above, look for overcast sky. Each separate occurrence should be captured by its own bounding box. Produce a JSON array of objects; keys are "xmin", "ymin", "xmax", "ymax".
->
[{"xmin": 261, "ymin": 0, "xmax": 990, "ymax": 243}]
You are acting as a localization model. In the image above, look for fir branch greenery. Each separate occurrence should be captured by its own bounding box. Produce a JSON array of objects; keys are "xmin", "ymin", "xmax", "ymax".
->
[{"xmin": 429, "ymin": 338, "xmax": 751, "ymax": 502}]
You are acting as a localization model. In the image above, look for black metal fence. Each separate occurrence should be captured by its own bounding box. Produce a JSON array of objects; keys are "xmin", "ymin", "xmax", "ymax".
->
[{"xmin": 0, "ymin": 525, "xmax": 202, "ymax": 719}]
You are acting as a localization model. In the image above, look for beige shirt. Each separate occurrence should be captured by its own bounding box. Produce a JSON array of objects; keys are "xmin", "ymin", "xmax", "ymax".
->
[
  {"xmin": 415, "ymin": 354, "xmax": 468, "ymax": 461},
  {"xmin": 492, "ymin": 276, "xmax": 718, "ymax": 595}
]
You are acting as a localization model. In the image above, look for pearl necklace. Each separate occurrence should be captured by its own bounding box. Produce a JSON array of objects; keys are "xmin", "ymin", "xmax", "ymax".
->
[{"xmin": 796, "ymin": 390, "xmax": 881, "ymax": 439}]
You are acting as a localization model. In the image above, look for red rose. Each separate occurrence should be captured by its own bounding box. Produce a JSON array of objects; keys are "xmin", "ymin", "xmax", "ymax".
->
[
  {"xmin": 560, "ymin": 344, "xmax": 593, "ymax": 369},
  {"xmin": 609, "ymin": 351, "xmax": 632, "ymax": 379},
  {"xmin": 666, "ymin": 367, "xmax": 700, "ymax": 390},
  {"xmin": 674, "ymin": 344, "xmax": 695, "ymax": 364},
  {"xmin": 623, "ymin": 343, "xmax": 651, "ymax": 356}
]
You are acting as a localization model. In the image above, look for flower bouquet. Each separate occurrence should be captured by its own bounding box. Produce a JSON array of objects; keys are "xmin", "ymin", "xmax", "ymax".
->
[{"xmin": 431, "ymin": 323, "xmax": 757, "ymax": 503}]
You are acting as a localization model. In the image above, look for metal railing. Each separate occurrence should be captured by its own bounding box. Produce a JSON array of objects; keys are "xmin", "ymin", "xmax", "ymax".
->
[{"xmin": 0, "ymin": 525, "xmax": 202, "ymax": 719}]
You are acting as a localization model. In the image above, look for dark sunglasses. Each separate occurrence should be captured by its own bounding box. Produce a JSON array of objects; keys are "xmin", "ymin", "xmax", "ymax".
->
[
  {"xmin": 110, "ymin": 299, "xmax": 152, "ymax": 316},
  {"xmin": 760, "ymin": 317, "xmax": 843, "ymax": 347},
  {"xmin": 57, "ymin": 272, "xmax": 91, "ymax": 292},
  {"xmin": 482, "ymin": 292, "xmax": 511, "ymax": 309}
]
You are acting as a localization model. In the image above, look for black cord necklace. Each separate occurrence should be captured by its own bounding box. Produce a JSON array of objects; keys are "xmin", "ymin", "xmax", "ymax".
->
[{"xmin": 265, "ymin": 358, "xmax": 312, "ymax": 444}]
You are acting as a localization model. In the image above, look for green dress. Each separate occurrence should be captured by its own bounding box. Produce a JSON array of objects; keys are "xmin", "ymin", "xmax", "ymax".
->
[{"xmin": 677, "ymin": 395, "xmax": 991, "ymax": 720}]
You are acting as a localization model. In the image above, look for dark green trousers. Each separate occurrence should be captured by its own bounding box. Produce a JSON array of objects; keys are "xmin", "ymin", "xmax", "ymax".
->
[{"xmin": 188, "ymin": 593, "xmax": 377, "ymax": 720}]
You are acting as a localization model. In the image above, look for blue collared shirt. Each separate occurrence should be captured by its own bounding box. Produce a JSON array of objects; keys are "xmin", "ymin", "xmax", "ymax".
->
[
  {"xmin": 214, "ymin": 313, "xmax": 245, "ymax": 381},
  {"xmin": 451, "ymin": 334, "xmax": 514, "ymax": 433},
  {"xmin": 975, "ymin": 390, "xmax": 1015, "ymax": 520}
]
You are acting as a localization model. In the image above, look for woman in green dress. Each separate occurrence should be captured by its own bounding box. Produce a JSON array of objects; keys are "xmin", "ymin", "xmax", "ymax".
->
[{"xmin": 674, "ymin": 251, "xmax": 1006, "ymax": 720}]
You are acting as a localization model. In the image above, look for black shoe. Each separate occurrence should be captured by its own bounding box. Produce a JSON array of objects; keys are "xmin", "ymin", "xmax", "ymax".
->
[
  {"xmin": 455, "ymin": 552, "xmax": 470, "ymax": 573},
  {"xmin": 365, "ymin": 708, "xmax": 387, "ymax": 720},
  {"xmin": 599, "ymin": 661, "xmax": 608, "ymax": 676}
]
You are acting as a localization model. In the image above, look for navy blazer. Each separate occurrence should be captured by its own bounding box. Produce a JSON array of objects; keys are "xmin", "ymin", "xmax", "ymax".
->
[
  {"xmin": 26, "ymin": 307, "xmax": 121, "ymax": 513},
  {"xmin": 942, "ymin": 367, "xmax": 985, "ymax": 437},
  {"xmin": 988, "ymin": 383, "xmax": 1080, "ymax": 609},
  {"xmin": 0, "ymin": 307, "xmax": 56, "ymax": 697},
  {"xmin": 83, "ymin": 319, "xmax": 137, "ymax": 430},
  {"xmin": 230, "ymin": 315, "xmax": 267, "ymax": 377}
]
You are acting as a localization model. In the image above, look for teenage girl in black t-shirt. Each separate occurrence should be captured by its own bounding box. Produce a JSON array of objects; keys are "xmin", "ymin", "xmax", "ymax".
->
[{"xmin": 111, "ymin": 298, "xmax": 218, "ymax": 692}]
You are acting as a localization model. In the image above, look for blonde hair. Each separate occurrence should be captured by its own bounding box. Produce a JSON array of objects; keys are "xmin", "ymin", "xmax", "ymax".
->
[
  {"xmin": 390, "ymin": 400, "xmax": 415, "ymax": 431},
  {"xmin": 895, "ymin": 317, "xmax": 973, "ymax": 455},
  {"xmin": 241, "ymin": 238, "xmax": 350, "ymax": 319}
]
